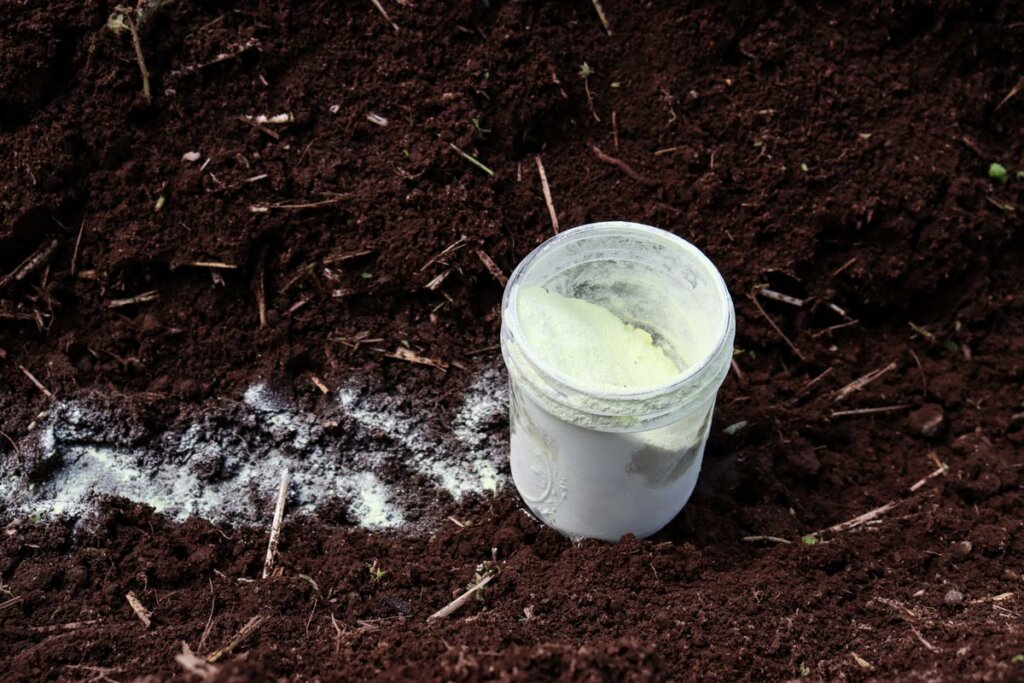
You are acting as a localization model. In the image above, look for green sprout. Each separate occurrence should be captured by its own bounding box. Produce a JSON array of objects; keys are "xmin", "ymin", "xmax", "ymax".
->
[
  {"xmin": 368, "ymin": 560, "xmax": 388, "ymax": 582},
  {"xmin": 467, "ymin": 568, "xmax": 492, "ymax": 603},
  {"xmin": 107, "ymin": 2, "xmax": 164, "ymax": 103},
  {"xmin": 579, "ymin": 62, "xmax": 595, "ymax": 79},
  {"xmin": 1012, "ymin": 654, "xmax": 1024, "ymax": 664},
  {"xmin": 800, "ymin": 162, "xmax": 809, "ymax": 173},
  {"xmin": 0, "ymin": 582, "xmax": 12, "ymax": 598},
  {"xmin": 801, "ymin": 535, "xmax": 818, "ymax": 546},
  {"xmin": 989, "ymin": 162, "xmax": 1008, "ymax": 184},
  {"xmin": 799, "ymin": 663, "xmax": 811, "ymax": 677}
]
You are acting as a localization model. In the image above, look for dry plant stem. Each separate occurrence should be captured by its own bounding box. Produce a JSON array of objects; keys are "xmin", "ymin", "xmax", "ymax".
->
[
  {"xmin": 124, "ymin": 14, "xmax": 151, "ymax": 102},
  {"xmin": 831, "ymin": 404, "xmax": 910, "ymax": 418},
  {"xmin": 386, "ymin": 347, "xmax": 449, "ymax": 371},
  {"xmin": 427, "ymin": 573, "xmax": 495, "ymax": 622},
  {"xmin": 255, "ymin": 249, "xmax": 267, "ymax": 328},
  {"xmin": 757, "ymin": 288, "xmax": 804, "ymax": 307},
  {"xmin": 583, "ymin": 78, "xmax": 600, "ymax": 122},
  {"xmin": 747, "ymin": 292, "xmax": 806, "ymax": 361},
  {"xmin": 125, "ymin": 591, "xmax": 152, "ymax": 628},
  {"xmin": 741, "ymin": 535, "xmax": 792, "ymax": 545},
  {"xmin": 0, "ymin": 239, "xmax": 59, "ymax": 289},
  {"xmin": 908, "ymin": 347, "xmax": 927, "ymax": 398},
  {"xmin": 18, "ymin": 364, "xmax": 54, "ymax": 399},
  {"xmin": 188, "ymin": 261, "xmax": 236, "ymax": 270},
  {"xmin": 590, "ymin": 0, "xmax": 611, "ymax": 34},
  {"xmin": 590, "ymin": 144, "xmax": 659, "ymax": 187},
  {"xmin": 909, "ymin": 463, "xmax": 948, "ymax": 492},
  {"xmin": 250, "ymin": 195, "xmax": 352, "ymax": 212},
  {"xmin": 833, "ymin": 361, "xmax": 897, "ymax": 401},
  {"xmin": 476, "ymin": 250, "xmax": 508, "ymax": 286},
  {"xmin": 108, "ymin": 290, "xmax": 159, "ymax": 308},
  {"xmin": 996, "ymin": 75, "xmax": 1024, "ymax": 110},
  {"xmin": 811, "ymin": 500, "xmax": 901, "ymax": 538},
  {"xmin": 0, "ymin": 595, "xmax": 24, "ymax": 612},
  {"xmin": 207, "ymin": 616, "xmax": 268, "ymax": 662},
  {"xmin": 29, "ymin": 619, "xmax": 102, "ymax": 633},
  {"xmin": 71, "ymin": 220, "xmax": 86, "ymax": 275},
  {"xmin": 369, "ymin": 0, "xmax": 399, "ymax": 32},
  {"xmin": 533, "ymin": 156, "xmax": 560, "ymax": 233},
  {"xmin": 419, "ymin": 236, "xmax": 468, "ymax": 272},
  {"xmin": 262, "ymin": 469, "xmax": 290, "ymax": 579}
]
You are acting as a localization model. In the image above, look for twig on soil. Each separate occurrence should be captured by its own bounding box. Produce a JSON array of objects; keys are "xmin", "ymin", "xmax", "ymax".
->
[
  {"xmin": 448, "ymin": 143, "xmax": 494, "ymax": 176},
  {"xmin": 170, "ymin": 38, "xmax": 261, "ymax": 79},
  {"xmin": 534, "ymin": 156, "xmax": 560, "ymax": 233},
  {"xmin": 996, "ymin": 76, "xmax": 1024, "ymax": 111},
  {"xmin": 757, "ymin": 288, "xmax": 804, "ymax": 307},
  {"xmin": 369, "ymin": 0, "xmax": 399, "ymax": 32},
  {"xmin": 176, "ymin": 645, "xmax": 220, "ymax": 679},
  {"xmin": 29, "ymin": 619, "xmax": 102, "ymax": 633},
  {"xmin": 741, "ymin": 535, "xmax": 792, "ymax": 545},
  {"xmin": 250, "ymin": 194, "xmax": 352, "ymax": 213},
  {"xmin": 18, "ymin": 364, "xmax": 54, "ymax": 399},
  {"xmin": 262, "ymin": 469, "xmax": 290, "ymax": 579},
  {"xmin": 71, "ymin": 219, "xmax": 86, "ymax": 275},
  {"xmin": 810, "ymin": 319, "xmax": 859, "ymax": 338},
  {"xmin": 830, "ymin": 404, "xmax": 910, "ymax": 418},
  {"xmin": 125, "ymin": 591, "xmax": 152, "ymax": 628},
  {"xmin": 908, "ymin": 460, "xmax": 948, "ymax": 492},
  {"xmin": 590, "ymin": 144, "xmax": 659, "ymax": 187},
  {"xmin": 198, "ymin": 583, "xmax": 216, "ymax": 653},
  {"xmin": 611, "ymin": 110, "xmax": 619, "ymax": 150},
  {"xmin": 188, "ymin": 261, "xmax": 237, "ymax": 270},
  {"xmin": 108, "ymin": 290, "xmax": 159, "ymax": 308},
  {"xmin": 425, "ymin": 269, "xmax": 451, "ymax": 291},
  {"xmin": 385, "ymin": 347, "xmax": 449, "ymax": 371},
  {"xmin": 811, "ymin": 500, "xmax": 901, "ymax": 538},
  {"xmin": 580, "ymin": 65, "xmax": 600, "ymax": 122},
  {"xmin": 797, "ymin": 367, "xmax": 833, "ymax": 397},
  {"xmin": 590, "ymin": 0, "xmax": 611, "ymax": 34},
  {"xmin": 911, "ymin": 625, "xmax": 940, "ymax": 653},
  {"xmin": 0, "ymin": 595, "xmax": 24, "ymax": 612},
  {"xmin": 907, "ymin": 347, "xmax": 928, "ymax": 399},
  {"xmin": 323, "ymin": 249, "xmax": 374, "ymax": 265},
  {"xmin": 330, "ymin": 613, "xmax": 343, "ymax": 656},
  {"xmin": 831, "ymin": 257, "xmax": 858, "ymax": 278},
  {"xmin": 208, "ymin": 616, "xmax": 267, "ymax": 662},
  {"xmin": 476, "ymin": 250, "xmax": 507, "ymax": 286},
  {"xmin": 0, "ymin": 240, "xmax": 59, "ymax": 290},
  {"xmin": 730, "ymin": 358, "xmax": 745, "ymax": 384},
  {"xmin": 427, "ymin": 572, "xmax": 495, "ymax": 622},
  {"xmin": 419, "ymin": 236, "xmax": 468, "ymax": 272},
  {"xmin": 833, "ymin": 361, "xmax": 897, "ymax": 401},
  {"xmin": 255, "ymin": 247, "xmax": 268, "ymax": 328},
  {"xmin": 747, "ymin": 292, "xmax": 806, "ymax": 361},
  {"xmin": 237, "ymin": 115, "xmax": 280, "ymax": 140}
]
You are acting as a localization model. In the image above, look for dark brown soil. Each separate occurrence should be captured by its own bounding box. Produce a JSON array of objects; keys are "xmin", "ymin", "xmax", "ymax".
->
[{"xmin": 2, "ymin": 0, "xmax": 1024, "ymax": 680}]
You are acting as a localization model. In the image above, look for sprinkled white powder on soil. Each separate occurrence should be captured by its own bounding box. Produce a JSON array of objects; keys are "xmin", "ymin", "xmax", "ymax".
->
[{"xmin": 0, "ymin": 370, "xmax": 508, "ymax": 531}]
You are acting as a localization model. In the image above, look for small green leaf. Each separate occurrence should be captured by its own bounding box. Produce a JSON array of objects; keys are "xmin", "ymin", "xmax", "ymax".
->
[
  {"xmin": 858, "ymin": 132, "xmax": 872, "ymax": 140},
  {"xmin": 1012, "ymin": 654, "xmax": 1024, "ymax": 664},
  {"xmin": 154, "ymin": 195, "xmax": 166, "ymax": 212},
  {"xmin": 610, "ymin": 81, "xmax": 621, "ymax": 88},
  {"xmin": 942, "ymin": 339, "xmax": 959, "ymax": 353},
  {"xmin": 361, "ymin": 272, "xmax": 373, "ymax": 279},
  {"xmin": 989, "ymin": 162, "xmax": 1008, "ymax": 183},
  {"xmin": 800, "ymin": 163, "xmax": 809, "ymax": 173},
  {"xmin": 578, "ymin": 62, "xmax": 594, "ymax": 79},
  {"xmin": 801, "ymin": 535, "xmax": 818, "ymax": 546}
]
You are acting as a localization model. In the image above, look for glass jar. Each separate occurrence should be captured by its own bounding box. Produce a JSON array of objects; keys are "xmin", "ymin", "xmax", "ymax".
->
[{"xmin": 500, "ymin": 222, "xmax": 735, "ymax": 541}]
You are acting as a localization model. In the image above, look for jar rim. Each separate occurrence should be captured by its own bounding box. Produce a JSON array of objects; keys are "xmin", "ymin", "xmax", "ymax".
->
[{"xmin": 501, "ymin": 221, "xmax": 734, "ymax": 404}]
